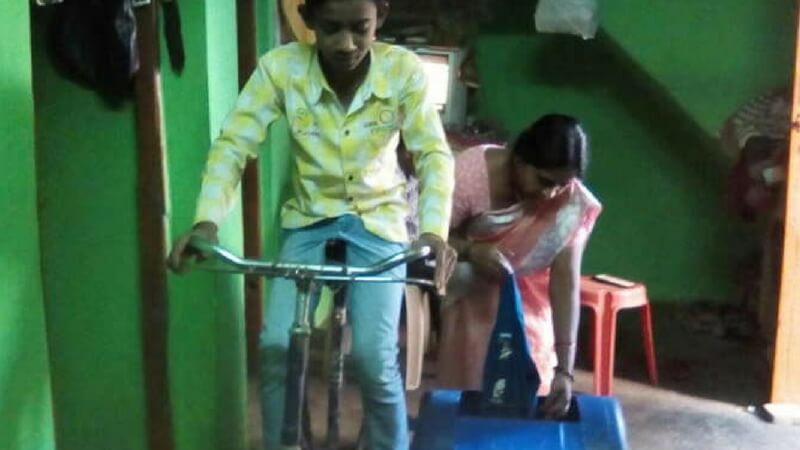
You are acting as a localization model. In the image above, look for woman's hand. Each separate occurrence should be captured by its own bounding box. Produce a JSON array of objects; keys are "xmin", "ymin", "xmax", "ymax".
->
[
  {"xmin": 545, "ymin": 243, "xmax": 582, "ymax": 418},
  {"xmin": 540, "ymin": 369, "xmax": 573, "ymax": 419},
  {"xmin": 465, "ymin": 241, "xmax": 511, "ymax": 282},
  {"xmin": 167, "ymin": 221, "xmax": 219, "ymax": 273}
]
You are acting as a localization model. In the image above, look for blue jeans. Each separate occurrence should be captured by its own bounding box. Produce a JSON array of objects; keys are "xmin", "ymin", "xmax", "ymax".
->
[{"xmin": 259, "ymin": 215, "xmax": 408, "ymax": 450}]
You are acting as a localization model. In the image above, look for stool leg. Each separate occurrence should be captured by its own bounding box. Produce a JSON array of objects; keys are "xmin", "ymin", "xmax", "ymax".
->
[
  {"xmin": 581, "ymin": 306, "xmax": 593, "ymax": 369},
  {"xmin": 599, "ymin": 302, "xmax": 618, "ymax": 396},
  {"xmin": 590, "ymin": 305, "xmax": 604, "ymax": 396},
  {"xmin": 404, "ymin": 285, "xmax": 426, "ymax": 391},
  {"xmin": 640, "ymin": 302, "xmax": 659, "ymax": 386}
]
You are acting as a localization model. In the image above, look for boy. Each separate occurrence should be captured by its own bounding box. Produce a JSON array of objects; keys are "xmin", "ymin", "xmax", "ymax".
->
[{"xmin": 168, "ymin": 1, "xmax": 454, "ymax": 448}]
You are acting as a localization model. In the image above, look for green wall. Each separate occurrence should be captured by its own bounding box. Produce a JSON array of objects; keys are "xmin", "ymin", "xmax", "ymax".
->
[
  {"xmin": 162, "ymin": 0, "xmax": 293, "ymax": 448},
  {"xmin": 0, "ymin": 3, "xmax": 56, "ymax": 450},
  {"xmin": 602, "ymin": 0, "xmax": 796, "ymax": 134},
  {"xmin": 29, "ymin": 1, "xmax": 276, "ymax": 449},
  {"xmin": 474, "ymin": 1, "xmax": 795, "ymax": 301},
  {"xmin": 475, "ymin": 33, "xmax": 744, "ymax": 301},
  {"xmin": 482, "ymin": 0, "xmax": 795, "ymax": 131},
  {"xmin": 161, "ymin": 2, "xmax": 289, "ymax": 445},
  {"xmin": 31, "ymin": 5, "xmax": 148, "ymax": 450},
  {"xmin": 162, "ymin": 1, "xmax": 246, "ymax": 450}
]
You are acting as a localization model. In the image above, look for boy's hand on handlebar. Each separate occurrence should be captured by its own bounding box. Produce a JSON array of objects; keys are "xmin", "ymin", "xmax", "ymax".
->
[
  {"xmin": 412, "ymin": 233, "xmax": 457, "ymax": 297},
  {"xmin": 167, "ymin": 221, "xmax": 219, "ymax": 273}
]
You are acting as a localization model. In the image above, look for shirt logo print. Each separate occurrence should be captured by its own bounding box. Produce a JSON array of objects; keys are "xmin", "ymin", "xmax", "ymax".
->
[
  {"xmin": 293, "ymin": 108, "xmax": 320, "ymax": 137},
  {"xmin": 363, "ymin": 110, "xmax": 398, "ymax": 135},
  {"xmin": 380, "ymin": 110, "xmax": 396, "ymax": 124}
]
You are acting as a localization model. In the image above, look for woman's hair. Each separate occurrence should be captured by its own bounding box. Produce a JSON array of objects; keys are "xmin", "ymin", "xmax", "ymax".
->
[{"xmin": 512, "ymin": 114, "xmax": 589, "ymax": 178}]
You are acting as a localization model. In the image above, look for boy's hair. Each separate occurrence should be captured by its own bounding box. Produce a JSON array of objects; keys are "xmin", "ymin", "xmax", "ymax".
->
[
  {"xmin": 304, "ymin": 0, "xmax": 389, "ymax": 14},
  {"xmin": 512, "ymin": 114, "xmax": 589, "ymax": 178}
]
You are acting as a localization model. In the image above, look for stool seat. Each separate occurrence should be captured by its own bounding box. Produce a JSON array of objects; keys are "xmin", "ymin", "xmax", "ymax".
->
[
  {"xmin": 580, "ymin": 276, "xmax": 658, "ymax": 395},
  {"xmin": 581, "ymin": 278, "xmax": 648, "ymax": 309}
]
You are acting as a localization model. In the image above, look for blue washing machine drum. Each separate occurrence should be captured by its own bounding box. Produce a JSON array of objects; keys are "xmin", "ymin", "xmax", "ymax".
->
[{"xmin": 412, "ymin": 275, "xmax": 628, "ymax": 450}]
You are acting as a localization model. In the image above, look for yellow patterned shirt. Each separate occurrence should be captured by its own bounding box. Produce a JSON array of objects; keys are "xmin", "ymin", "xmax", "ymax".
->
[{"xmin": 194, "ymin": 41, "xmax": 454, "ymax": 242}]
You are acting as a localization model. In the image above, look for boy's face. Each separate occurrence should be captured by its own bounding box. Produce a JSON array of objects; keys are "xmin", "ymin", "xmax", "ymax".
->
[{"xmin": 302, "ymin": 0, "xmax": 387, "ymax": 74}]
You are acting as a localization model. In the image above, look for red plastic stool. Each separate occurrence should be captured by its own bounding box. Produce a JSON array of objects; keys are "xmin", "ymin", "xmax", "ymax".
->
[{"xmin": 580, "ymin": 276, "xmax": 658, "ymax": 395}]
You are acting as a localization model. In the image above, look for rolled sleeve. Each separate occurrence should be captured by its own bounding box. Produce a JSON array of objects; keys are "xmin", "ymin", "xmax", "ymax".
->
[
  {"xmin": 194, "ymin": 55, "xmax": 284, "ymax": 226},
  {"xmin": 399, "ymin": 57, "xmax": 455, "ymax": 240}
]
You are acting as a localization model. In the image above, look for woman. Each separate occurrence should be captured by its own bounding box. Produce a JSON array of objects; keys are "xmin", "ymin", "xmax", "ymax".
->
[{"xmin": 438, "ymin": 114, "xmax": 601, "ymax": 418}]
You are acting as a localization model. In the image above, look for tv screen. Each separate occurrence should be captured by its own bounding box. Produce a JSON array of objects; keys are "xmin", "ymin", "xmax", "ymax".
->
[{"xmin": 419, "ymin": 53, "xmax": 451, "ymax": 113}]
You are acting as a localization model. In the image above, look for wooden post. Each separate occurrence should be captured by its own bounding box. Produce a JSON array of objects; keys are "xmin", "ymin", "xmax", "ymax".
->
[
  {"xmin": 134, "ymin": 4, "xmax": 173, "ymax": 450},
  {"xmin": 771, "ymin": 6, "xmax": 800, "ymax": 404},
  {"xmin": 237, "ymin": 0, "xmax": 263, "ymax": 378}
]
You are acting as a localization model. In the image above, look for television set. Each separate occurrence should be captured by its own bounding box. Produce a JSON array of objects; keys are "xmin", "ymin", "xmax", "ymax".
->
[{"xmin": 413, "ymin": 47, "xmax": 468, "ymax": 129}]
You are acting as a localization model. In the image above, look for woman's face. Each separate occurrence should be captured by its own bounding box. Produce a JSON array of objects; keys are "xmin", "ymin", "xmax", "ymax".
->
[{"xmin": 511, "ymin": 157, "xmax": 576, "ymax": 200}]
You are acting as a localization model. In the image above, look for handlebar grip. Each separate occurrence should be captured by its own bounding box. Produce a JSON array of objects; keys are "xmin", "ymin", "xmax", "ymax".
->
[
  {"xmin": 407, "ymin": 245, "xmax": 436, "ymax": 281},
  {"xmin": 415, "ymin": 245, "xmax": 434, "ymax": 261},
  {"xmin": 187, "ymin": 235, "xmax": 216, "ymax": 254},
  {"xmin": 186, "ymin": 236, "xmax": 245, "ymax": 269}
]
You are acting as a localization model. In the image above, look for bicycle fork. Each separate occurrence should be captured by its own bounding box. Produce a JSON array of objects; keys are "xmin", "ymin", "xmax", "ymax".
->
[
  {"xmin": 281, "ymin": 277, "xmax": 316, "ymax": 450},
  {"xmin": 325, "ymin": 284, "xmax": 347, "ymax": 449}
]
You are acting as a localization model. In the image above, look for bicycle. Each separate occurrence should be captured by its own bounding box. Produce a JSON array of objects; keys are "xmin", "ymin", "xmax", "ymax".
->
[{"xmin": 188, "ymin": 236, "xmax": 435, "ymax": 450}]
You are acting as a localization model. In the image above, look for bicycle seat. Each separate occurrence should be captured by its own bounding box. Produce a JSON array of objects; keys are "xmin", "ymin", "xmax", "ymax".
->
[{"xmin": 325, "ymin": 239, "xmax": 346, "ymax": 264}]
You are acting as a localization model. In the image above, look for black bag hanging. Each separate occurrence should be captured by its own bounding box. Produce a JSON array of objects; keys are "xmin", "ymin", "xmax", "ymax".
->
[
  {"xmin": 47, "ymin": 0, "xmax": 139, "ymax": 107},
  {"xmin": 161, "ymin": 0, "xmax": 185, "ymax": 73}
]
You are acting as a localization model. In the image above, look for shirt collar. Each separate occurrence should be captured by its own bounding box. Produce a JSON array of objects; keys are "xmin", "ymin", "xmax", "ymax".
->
[
  {"xmin": 306, "ymin": 45, "xmax": 393, "ymax": 104},
  {"xmin": 307, "ymin": 51, "xmax": 331, "ymax": 104},
  {"xmin": 362, "ymin": 45, "xmax": 393, "ymax": 101}
]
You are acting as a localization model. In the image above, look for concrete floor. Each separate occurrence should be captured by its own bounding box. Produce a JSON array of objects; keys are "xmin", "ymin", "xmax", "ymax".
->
[{"xmin": 247, "ymin": 304, "xmax": 800, "ymax": 449}]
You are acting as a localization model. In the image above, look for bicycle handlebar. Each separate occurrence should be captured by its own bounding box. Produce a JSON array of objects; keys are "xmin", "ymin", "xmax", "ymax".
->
[{"xmin": 188, "ymin": 237, "xmax": 435, "ymax": 287}]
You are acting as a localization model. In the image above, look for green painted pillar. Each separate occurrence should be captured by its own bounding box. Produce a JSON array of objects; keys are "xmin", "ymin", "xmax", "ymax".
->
[
  {"xmin": 0, "ymin": 2, "xmax": 56, "ymax": 450},
  {"xmin": 31, "ymin": 4, "xmax": 147, "ymax": 450}
]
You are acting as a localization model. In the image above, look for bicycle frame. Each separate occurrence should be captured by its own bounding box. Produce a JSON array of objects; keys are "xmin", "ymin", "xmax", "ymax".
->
[{"xmin": 188, "ymin": 237, "xmax": 434, "ymax": 450}]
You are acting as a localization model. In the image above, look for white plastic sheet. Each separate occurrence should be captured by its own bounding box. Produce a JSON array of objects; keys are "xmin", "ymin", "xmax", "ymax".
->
[{"xmin": 534, "ymin": 0, "xmax": 599, "ymax": 40}]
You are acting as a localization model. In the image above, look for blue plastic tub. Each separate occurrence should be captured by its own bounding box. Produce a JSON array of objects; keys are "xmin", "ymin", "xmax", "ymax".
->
[{"xmin": 412, "ymin": 390, "xmax": 628, "ymax": 450}]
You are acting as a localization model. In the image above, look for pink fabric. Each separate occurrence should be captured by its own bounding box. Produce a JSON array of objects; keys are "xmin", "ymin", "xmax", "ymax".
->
[
  {"xmin": 469, "ymin": 180, "xmax": 602, "ymax": 272},
  {"xmin": 438, "ymin": 145, "xmax": 602, "ymax": 394},
  {"xmin": 450, "ymin": 144, "xmax": 496, "ymax": 229}
]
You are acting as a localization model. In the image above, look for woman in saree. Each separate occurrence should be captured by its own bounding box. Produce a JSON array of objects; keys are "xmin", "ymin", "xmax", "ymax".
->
[{"xmin": 438, "ymin": 114, "xmax": 602, "ymax": 418}]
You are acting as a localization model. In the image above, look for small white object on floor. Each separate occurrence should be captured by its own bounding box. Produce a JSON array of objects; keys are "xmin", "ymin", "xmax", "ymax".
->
[
  {"xmin": 748, "ymin": 403, "xmax": 800, "ymax": 425},
  {"xmin": 764, "ymin": 403, "xmax": 800, "ymax": 425}
]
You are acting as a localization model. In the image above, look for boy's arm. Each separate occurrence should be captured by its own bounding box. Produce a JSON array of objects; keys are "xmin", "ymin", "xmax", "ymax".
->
[
  {"xmin": 399, "ymin": 57, "xmax": 455, "ymax": 241},
  {"xmin": 194, "ymin": 55, "xmax": 284, "ymax": 227}
]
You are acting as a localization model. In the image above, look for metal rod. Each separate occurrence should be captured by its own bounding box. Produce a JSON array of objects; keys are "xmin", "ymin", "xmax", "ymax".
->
[
  {"xmin": 190, "ymin": 237, "xmax": 432, "ymax": 278},
  {"xmin": 281, "ymin": 280, "xmax": 315, "ymax": 446},
  {"xmin": 326, "ymin": 285, "xmax": 348, "ymax": 448}
]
